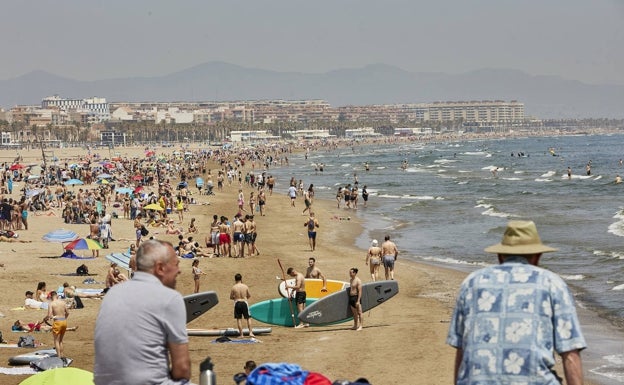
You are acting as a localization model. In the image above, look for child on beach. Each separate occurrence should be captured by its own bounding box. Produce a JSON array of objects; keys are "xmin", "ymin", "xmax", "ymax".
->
[{"xmin": 192, "ymin": 259, "xmax": 207, "ymax": 293}]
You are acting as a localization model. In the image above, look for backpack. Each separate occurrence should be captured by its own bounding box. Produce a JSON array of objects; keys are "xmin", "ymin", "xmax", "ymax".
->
[
  {"xmin": 76, "ymin": 264, "xmax": 89, "ymax": 276},
  {"xmin": 18, "ymin": 335, "xmax": 35, "ymax": 348},
  {"xmin": 140, "ymin": 225, "xmax": 149, "ymax": 236}
]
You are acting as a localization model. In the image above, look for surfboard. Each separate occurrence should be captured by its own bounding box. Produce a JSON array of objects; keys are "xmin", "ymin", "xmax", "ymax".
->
[
  {"xmin": 8, "ymin": 349, "xmax": 57, "ymax": 366},
  {"xmin": 184, "ymin": 291, "xmax": 219, "ymax": 323},
  {"xmin": 278, "ymin": 278, "xmax": 349, "ymax": 299},
  {"xmin": 298, "ymin": 280, "xmax": 399, "ymax": 325},
  {"xmin": 249, "ymin": 298, "xmax": 316, "ymax": 327},
  {"xmin": 187, "ymin": 327, "xmax": 272, "ymax": 337}
]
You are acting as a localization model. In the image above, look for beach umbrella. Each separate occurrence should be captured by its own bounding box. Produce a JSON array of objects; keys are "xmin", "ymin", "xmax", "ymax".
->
[
  {"xmin": 132, "ymin": 175, "xmax": 143, "ymax": 181},
  {"xmin": 96, "ymin": 179, "xmax": 110, "ymax": 185},
  {"xmin": 115, "ymin": 187, "xmax": 133, "ymax": 194},
  {"xmin": 196, "ymin": 177, "xmax": 204, "ymax": 187},
  {"xmin": 134, "ymin": 186, "xmax": 144, "ymax": 193},
  {"xmin": 64, "ymin": 238, "xmax": 103, "ymax": 251},
  {"xmin": 96, "ymin": 173, "xmax": 113, "ymax": 179},
  {"xmin": 145, "ymin": 150, "xmax": 155, "ymax": 157},
  {"xmin": 143, "ymin": 203, "xmax": 164, "ymax": 211},
  {"xmin": 43, "ymin": 229, "xmax": 79, "ymax": 243},
  {"xmin": 27, "ymin": 174, "xmax": 41, "ymax": 180},
  {"xmin": 9, "ymin": 163, "xmax": 25, "ymax": 170},
  {"xmin": 65, "ymin": 179, "xmax": 84, "ymax": 186},
  {"xmin": 26, "ymin": 188, "xmax": 44, "ymax": 197},
  {"xmin": 19, "ymin": 367, "xmax": 94, "ymax": 385}
]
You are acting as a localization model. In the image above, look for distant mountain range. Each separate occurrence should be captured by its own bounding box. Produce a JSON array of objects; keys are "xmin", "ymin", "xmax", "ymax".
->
[{"xmin": 1, "ymin": 62, "xmax": 623, "ymax": 119}]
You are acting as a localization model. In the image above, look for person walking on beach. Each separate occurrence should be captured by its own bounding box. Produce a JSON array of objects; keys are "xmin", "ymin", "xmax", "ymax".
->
[
  {"xmin": 192, "ymin": 259, "xmax": 207, "ymax": 293},
  {"xmin": 230, "ymin": 273, "xmax": 255, "ymax": 338},
  {"xmin": 286, "ymin": 267, "xmax": 308, "ymax": 328},
  {"xmin": 381, "ymin": 235, "xmax": 398, "ymax": 280},
  {"xmin": 288, "ymin": 184, "xmax": 297, "ymax": 207},
  {"xmin": 305, "ymin": 257, "xmax": 327, "ymax": 292},
  {"xmin": 348, "ymin": 268, "xmax": 363, "ymax": 331},
  {"xmin": 304, "ymin": 212, "xmax": 319, "ymax": 251},
  {"xmin": 366, "ymin": 239, "xmax": 382, "ymax": 281},
  {"xmin": 447, "ymin": 221, "xmax": 586, "ymax": 385},
  {"xmin": 47, "ymin": 291, "xmax": 69, "ymax": 361},
  {"xmin": 94, "ymin": 240, "xmax": 190, "ymax": 385}
]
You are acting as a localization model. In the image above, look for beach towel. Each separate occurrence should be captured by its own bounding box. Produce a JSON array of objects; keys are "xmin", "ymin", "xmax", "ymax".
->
[
  {"xmin": 60, "ymin": 251, "xmax": 95, "ymax": 260},
  {"xmin": 0, "ymin": 366, "xmax": 37, "ymax": 375},
  {"xmin": 212, "ymin": 336, "xmax": 261, "ymax": 344},
  {"xmin": 246, "ymin": 363, "xmax": 331, "ymax": 385}
]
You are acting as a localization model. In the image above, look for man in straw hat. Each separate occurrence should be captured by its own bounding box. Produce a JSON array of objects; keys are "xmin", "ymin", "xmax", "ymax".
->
[{"xmin": 446, "ymin": 221, "xmax": 586, "ymax": 385}]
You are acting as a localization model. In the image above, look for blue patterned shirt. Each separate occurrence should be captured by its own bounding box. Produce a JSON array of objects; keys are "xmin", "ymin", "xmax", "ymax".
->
[{"xmin": 447, "ymin": 257, "xmax": 586, "ymax": 385}]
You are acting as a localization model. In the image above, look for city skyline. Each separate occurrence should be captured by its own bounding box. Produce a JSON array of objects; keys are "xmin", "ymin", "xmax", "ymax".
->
[{"xmin": 1, "ymin": 0, "xmax": 623, "ymax": 86}]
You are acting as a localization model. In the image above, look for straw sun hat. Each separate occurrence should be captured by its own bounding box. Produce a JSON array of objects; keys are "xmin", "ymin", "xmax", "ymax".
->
[{"xmin": 484, "ymin": 220, "xmax": 557, "ymax": 255}]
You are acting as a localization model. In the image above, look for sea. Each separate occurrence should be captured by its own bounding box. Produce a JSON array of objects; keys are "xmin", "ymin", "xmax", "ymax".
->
[{"xmin": 267, "ymin": 133, "xmax": 624, "ymax": 384}]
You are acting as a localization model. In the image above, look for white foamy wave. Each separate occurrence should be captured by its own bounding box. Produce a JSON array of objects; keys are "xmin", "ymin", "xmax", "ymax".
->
[
  {"xmin": 405, "ymin": 167, "xmax": 428, "ymax": 173},
  {"xmin": 594, "ymin": 175, "xmax": 603, "ymax": 180},
  {"xmin": 458, "ymin": 170, "xmax": 471, "ymax": 173},
  {"xmin": 434, "ymin": 159, "xmax": 457, "ymax": 164},
  {"xmin": 485, "ymin": 154, "xmax": 492, "ymax": 158},
  {"xmin": 593, "ymin": 249, "xmax": 624, "ymax": 260},
  {"xmin": 561, "ymin": 274, "xmax": 585, "ymax": 281},
  {"xmin": 340, "ymin": 163, "xmax": 351, "ymax": 167},
  {"xmin": 534, "ymin": 178, "xmax": 554, "ymax": 182},
  {"xmin": 481, "ymin": 207, "xmax": 512, "ymax": 218},
  {"xmin": 457, "ymin": 181, "xmax": 468, "ymax": 185},
  {"xmin": 376, "ymin": 194, "xmax": 402, "ymax": 199},
  {"xmin": 475, "ymin": 202, "xmax": 492, "ymax": 209},
  {"xmin": 541, "ymin": 171, "xmax": 556, "ymax": 178},
  {"xmin": 420, "ymin": 256, "xmax": 491, "ymax": 267},
  {"xmin": 612, "ymin": 284, "xmax": 624, "ymax": 291},
  {"xmin": 376, "ymin": 166, "xmax": 386, "ymax": 170},
  {"xmin": 502, "ymin": 177, "xmax": 522, "ymax": 181},
  {"xmin": 464, "ymin": 151, "xmax": 488, "ymax": 156},
  {"xmin": 607, "ymin": 220, "xmax": 624, "ymax": 237},
  {"xmin": 482, "ymin": 165, "xmax": 499, "ymax": 171},
  {"xmin": 401, "ymin": 195, "xmax": 437, "ymax": 200},
  {"xmin": 514, "ymin": 170, "xmax": 526, "ymax": 174},
  {"xmin": 589, "ymin": 354, "xmax": 624, "ymax": 382}
]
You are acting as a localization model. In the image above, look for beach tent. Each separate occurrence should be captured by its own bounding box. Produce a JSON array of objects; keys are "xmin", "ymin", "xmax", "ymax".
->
[{"xmin": 19, "ymin": 367, "xmax": 94, "ymax": 385}]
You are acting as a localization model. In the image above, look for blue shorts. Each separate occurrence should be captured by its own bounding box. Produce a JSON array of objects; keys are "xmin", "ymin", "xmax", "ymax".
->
[{"xmin": 308, "ymin": 231, "xmax": 316, "ymax": 239}]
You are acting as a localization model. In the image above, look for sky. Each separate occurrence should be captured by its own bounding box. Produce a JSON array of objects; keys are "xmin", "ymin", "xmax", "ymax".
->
[{"xmin": 1, "ymin": 0, "xmax": 623, "ymax": 85}]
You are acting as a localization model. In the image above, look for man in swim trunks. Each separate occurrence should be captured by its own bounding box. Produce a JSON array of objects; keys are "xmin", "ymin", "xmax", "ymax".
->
[
  {"xmin": 287, "ymin": 267, "xmax": 308, "ymax": 328},
  {"xmin": 304, "ymin": 212, "xmax": 319, "ymax": 251},
  {"xmin": 47, "ymin": 291, "xmax": 69, "ymax": 361},
  {"xmin": 230, "ymin": 273, "xmax": 255, "ymax": 338},
  {"xmin": 305, "ymin": 257, "xmax": 327, "ymax": 292},
  {"xmin": 348, "ymin": 268, "xmax": 363, "ymax": 331},
  {"xmin": 381, "ymin": 234, "xmax": 399, "ymax": 280}
]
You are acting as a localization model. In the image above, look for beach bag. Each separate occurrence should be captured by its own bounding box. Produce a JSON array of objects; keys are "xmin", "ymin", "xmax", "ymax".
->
[
  {"xmin": 246, "ymin": 363, "xmax": 329, "ymax": 385},
  {"xmin": 18, "ymin": 335, "xmax": 35, "ymax": 348},
  {"xmin": 76, "ymin": 264, "xmax": 89, "ymax": 276},
  {"xmin": 140, "ymin": 225, "xmax": 149, "ymax": 236}
]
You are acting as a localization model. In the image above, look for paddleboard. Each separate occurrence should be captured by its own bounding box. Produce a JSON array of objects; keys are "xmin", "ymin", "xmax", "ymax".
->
[
  {"xmin": 278, "ymin": 278, "xmax": 349, "ymax": 299},
  {"xmin": 8, "ymin": 349, "xmax": 57, "ymax": 366},
  {"xmin": 250, "ymin": 298, "xmax": 316, "ymax": 327},
  {"xmin": 298, "ymin": 280, "xmax": 399, "ymax": 325},
  {"xmin": 187, "ymin": 327, "xmax": 272, "ymax": 337},
  {"xmin": 184, "ymin": 291, "xmax": 219, "ymax": 323}
]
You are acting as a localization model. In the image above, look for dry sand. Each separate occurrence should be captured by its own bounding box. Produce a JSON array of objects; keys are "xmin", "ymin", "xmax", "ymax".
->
[{"xmin": 0, "ymin": 145, "xmax": 594, "ymax": 384}]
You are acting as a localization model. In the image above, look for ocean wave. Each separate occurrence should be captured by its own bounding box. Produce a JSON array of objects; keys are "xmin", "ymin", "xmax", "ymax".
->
[
  {"xmin": 502, "ymin": 177, "xmax": 522, "ymax": 181},
  {"xmin": 561, "ymin": 274, "xmax": 585, "ymax": 281},
  {"xmin": 463, "ymin": 151, "xmax": 489, "ymax": 156},
  {"xmin": 607, "ymin": 220, "xmax": 624, "ymax": 237},
  {"xmin": 480, "ymin": 207, "xmax": 512, "ymax": 218},
  {"xmin": 589, "ymin": 354, "xmax": 624, "ymax": 382},
  {"xmin": 541, "ymin": 171, "xmax": 556, "ymax": 177},
  {"xmin": 434, "ymin": 159, "xmax": 457, "ymax": 164},
  {"xmin": 420, "ymin": 256, "xmax": 490, "ymax": 267},
  {"xmin": 613, "ymin": 284, "xmax": 624, "ymax": 291},
  {"xmin": 534, "ymin": 178, "xmax": 554, "ymax": 182}
]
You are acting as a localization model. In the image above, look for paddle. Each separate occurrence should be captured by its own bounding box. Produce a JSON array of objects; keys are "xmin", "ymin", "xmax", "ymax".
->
[{"xmin": 277, "ymin": 258, "xmax": 297, "ymax": 327}]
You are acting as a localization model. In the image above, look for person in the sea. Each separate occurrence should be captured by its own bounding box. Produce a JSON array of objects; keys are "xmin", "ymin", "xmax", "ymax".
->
[
  {"xmin": 230, "ymin": 273, "xmax": 255, "ymax": 338},
  {"xmin": 94, "ymin": 239, "xmax": 190, "ymax": 385},
  {"xmin": 348, "ymin": 268, "xmax": 363, "ymax": 331},
  {"xmin": 446, "ymin": 220, "xmax": 586, "ymax": 385}
]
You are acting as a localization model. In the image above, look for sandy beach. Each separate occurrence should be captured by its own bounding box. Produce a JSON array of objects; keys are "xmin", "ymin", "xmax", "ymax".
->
[{"xmin": 0, "ymin": 144, "xmax": 600, "ymax": 384}]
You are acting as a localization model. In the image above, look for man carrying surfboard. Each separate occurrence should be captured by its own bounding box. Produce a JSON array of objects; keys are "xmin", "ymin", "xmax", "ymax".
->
[
  {"xmin": 286, "ymin": 267, "xmax": 309, "ymax": 328},
  {"xmin": 348, "ymin": 268, "xmax": 363, "ymax": 331}
]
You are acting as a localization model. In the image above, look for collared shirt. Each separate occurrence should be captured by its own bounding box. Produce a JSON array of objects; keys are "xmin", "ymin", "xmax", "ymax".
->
[
  {"xmin": 94, "ymin": 272, "xmax": 188, "ymax": 385},
  {"xmin": 447, "ymin": 257, "xmax": 586, "ymax": 385}
]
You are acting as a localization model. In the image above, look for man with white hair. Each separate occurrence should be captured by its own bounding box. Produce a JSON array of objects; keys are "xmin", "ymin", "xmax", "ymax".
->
[
  {"xmin": 447, "ymin": 221, "xmax": 586, "ymax": 385},
  {"xmin": 94, "ymin": 240, "xmax": 190, "ymax": 385}
]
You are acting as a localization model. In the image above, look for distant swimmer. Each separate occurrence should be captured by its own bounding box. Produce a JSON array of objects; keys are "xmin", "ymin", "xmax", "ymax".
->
[
  {"xmin": 567, "ymin": 167, "xmax": 572, "ymax": 180},
  {"xmin": 616, "ymin": 175, "xmax": 622, "ymax": 184},
  {"xmin": 491, "ymin": 167, "xmax": 499, "ymax": 177}
]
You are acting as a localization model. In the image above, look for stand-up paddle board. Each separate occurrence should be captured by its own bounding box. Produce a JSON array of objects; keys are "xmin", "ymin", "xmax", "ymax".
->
[
  {"xmin": 249, "ymin": 298, "xmax": 316, "ymax": 327},
  {"xmin": 298, "ymin": 280, "xmax": 399, "ymax": 325},
  {"xmin": 184, "ymin": 291, "xmax": 219, "ymax": 323},
  {"xmin": 187, "ymin": 327, "xmax": 272, "ymax": 337},
  {"xmin": 278, "ymin": 278, "xmax": 349, "ymax": 299},
  {"xmin": 8, "ymin": 349, "xmax": 57, "ymax": 366}
]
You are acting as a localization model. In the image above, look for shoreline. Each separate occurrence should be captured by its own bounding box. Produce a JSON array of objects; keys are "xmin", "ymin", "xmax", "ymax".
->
[{"xmin": 0, "ymin": 139, "xmax": 619, "ymax": 384}]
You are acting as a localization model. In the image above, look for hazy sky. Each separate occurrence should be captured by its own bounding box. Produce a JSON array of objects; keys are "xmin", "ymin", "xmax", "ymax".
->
[{"xmin": 1, "ymin": 0, "xmax": 623, "ymax": 84}]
